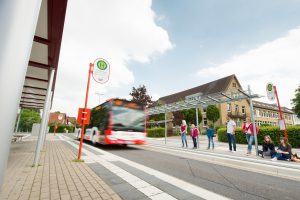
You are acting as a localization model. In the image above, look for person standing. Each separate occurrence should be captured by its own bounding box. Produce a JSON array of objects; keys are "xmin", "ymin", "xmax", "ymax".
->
[
  {"xmin": 190, "ymin": 124, "xmax": 198, "ymax": 149},
  {"xmin": 242, "ymin": 117, "xmax": 258, "ymax": 155},
  {"xmin": 180, "ymin": 120, "xmax": 188, "ymax": 148},
  {"xmin": 206, "ymin": 124, "xmax": 215, "ymax": 150},
  {"xmin": 226, "ymin": 115, "xmax": 236, "ymax": 152}
]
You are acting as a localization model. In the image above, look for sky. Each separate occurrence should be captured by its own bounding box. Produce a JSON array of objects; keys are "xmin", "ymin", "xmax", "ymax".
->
[{"xmin": 53, "ymin": 0, "xmax": 300, "ymax": 117}]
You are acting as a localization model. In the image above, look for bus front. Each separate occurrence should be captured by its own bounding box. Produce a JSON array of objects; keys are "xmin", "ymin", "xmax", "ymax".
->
[{"xmin": 106, "ymin": 100, "xmax": 146, "ymax": 145}]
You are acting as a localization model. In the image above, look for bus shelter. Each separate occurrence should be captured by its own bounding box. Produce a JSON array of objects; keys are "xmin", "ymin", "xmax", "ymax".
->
[{"xmin": 148, "ymin": 86, "xmax": 261, "ymax": 155}]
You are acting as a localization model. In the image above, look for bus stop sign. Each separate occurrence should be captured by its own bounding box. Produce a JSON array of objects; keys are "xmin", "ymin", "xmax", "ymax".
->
[{"xmin": 77, "ymin": 108, "xmax": 91, "ymax": 125}]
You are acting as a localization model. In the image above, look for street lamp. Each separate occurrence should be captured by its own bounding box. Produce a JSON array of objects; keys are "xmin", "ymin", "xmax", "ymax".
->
[{"xmin": 95, "ymin": 92, "xmax": 104, "ymax": 105}]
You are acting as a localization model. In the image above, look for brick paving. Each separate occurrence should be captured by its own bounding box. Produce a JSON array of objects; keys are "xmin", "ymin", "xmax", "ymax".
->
[{"xmin": 0, "ymin": 135, "xmax": 122, "ymax": 200}]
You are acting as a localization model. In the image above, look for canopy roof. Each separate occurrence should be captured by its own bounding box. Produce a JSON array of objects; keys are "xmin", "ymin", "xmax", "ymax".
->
[
  {"xmin": 148, "ymin": 88, "xmax": 260, "ymax": 115},
  {"xmin": 20, "ymin": 0, "xmax": 68, "ymax": 110}
]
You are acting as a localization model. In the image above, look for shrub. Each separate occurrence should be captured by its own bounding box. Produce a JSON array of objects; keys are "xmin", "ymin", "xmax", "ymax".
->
[
  {"xmin": 49, "ymin": 124, "xmax": 75, "ymax": 133},
  {"xmin": 217, "ymin": 126, "xmax": 300, "ymax": 148},
  {"xmin": 147, "ymin": 128, "xmax": 165, "ymax": 138}
]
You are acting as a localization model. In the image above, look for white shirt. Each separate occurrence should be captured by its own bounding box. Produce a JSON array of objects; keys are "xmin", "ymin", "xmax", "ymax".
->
[{"xmin": 227, "ymin": 120, "xmax": 236, "ymax": 134}]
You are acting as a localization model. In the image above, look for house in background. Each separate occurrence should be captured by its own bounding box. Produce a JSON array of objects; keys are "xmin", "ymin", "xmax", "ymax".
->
[
  {"xmin": 156, "ymin": 74, "xmax": 295, "ymax": 129},
  {"xmin": 48, "ymin": 112, "xmax": 76, "ymax": 126}
]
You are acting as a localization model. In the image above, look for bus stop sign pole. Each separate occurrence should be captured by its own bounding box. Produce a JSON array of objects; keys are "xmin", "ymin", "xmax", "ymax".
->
[{"xmin": 78, "ymin": 63, "xmax": 93, "ymax": 161}]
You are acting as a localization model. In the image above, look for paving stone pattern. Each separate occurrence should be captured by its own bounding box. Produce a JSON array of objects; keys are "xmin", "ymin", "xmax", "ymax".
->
[{"xmin": 0, "ymin": 135, "xmax": 122, "ymax": 200}]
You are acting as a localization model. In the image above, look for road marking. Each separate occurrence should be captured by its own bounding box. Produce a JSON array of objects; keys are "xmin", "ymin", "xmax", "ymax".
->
[
  {"xmin": 58, "ymin": 135, "xmax": 177, "ymax": 200},
  {"xmin": 137, "ymin": 143, "xmax": 300, "ymax": 181},
  {"xmin": 59, "ymin": 134, "xmax": 230, "ymax": 200}
]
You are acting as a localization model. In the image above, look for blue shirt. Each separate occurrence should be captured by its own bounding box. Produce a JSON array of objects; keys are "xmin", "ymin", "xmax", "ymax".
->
[{"xmin": 206, "ymin": 128, "xmax": 214, "ymax": 138}]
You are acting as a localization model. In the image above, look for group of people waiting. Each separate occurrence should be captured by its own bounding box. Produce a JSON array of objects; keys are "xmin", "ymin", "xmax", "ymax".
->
[
  {"xmin": 179, "ymin": 115, "xmax": 300, "ymax": 162},
  {"xmin": 226, "ymin": 115, "xmax": 300, "ymax": 162},
  {"xmin": 180, "ymin": 120, "xmax": 215, "ymax": 150}
]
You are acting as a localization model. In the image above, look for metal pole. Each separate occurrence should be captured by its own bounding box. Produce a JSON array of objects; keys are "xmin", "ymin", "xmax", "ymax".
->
[
  {"xmin": 0, "ymin": 0, "xmax": 42, "ymax": 187},
  {"xmin": 196, "ymin": 107, "xmax": 199, "ymax": 149},
  {"xmin": 165, "ymin": 112, "xmax": 167, "ymax": 144},
  {"xmin": 15, "ymin": 108, "xmax": 22, "ymax": 133},
  {"xmin": 78, "ymin": 63, "xmax": 93, "ymax": 160},
  {"xmin": 273, "ymin": 86, "xmax": 288, "ymax": 140},
  {"xmin": 33, "ymin": 69, "xmax": 55, "ymax": 166},
  {"xmin": 248, "ymin": 85, "xmax": 258, "ymax": 156},
  {"xmin": 41, "ymin": 92, "xmax": 53, "ymax": 147}
]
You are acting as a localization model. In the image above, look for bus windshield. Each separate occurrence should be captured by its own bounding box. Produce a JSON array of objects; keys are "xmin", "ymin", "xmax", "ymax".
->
[{"xmin": 112, "ymin": 106, "xmax": 145, "ymax": 132}]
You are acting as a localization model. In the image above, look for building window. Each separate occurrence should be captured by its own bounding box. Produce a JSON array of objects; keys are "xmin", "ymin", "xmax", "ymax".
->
[
  {"xmin": 203, "ymin": 117, "xmax": 208, "ymax": 126},
  {"xmin": 232, "ymin": 83, "xmax": 237, "ymax": 88},
  {"xmin": 227, "ymin": 103, "xmax": 231, "ymax": 112},
  {"xmin": 256, "ymin": 110, "xmax": 260, "ymax": 117},
  {"xmin": 203, "ymin": 108, "xmax": 207, "ymax": 113},
  {"xmin": 242, "ymin": 106, "xmax": 246, "ymax": 115},
  {"xmin": 235, "ymin": 105, "xmax": 239, "ymax": 113}
]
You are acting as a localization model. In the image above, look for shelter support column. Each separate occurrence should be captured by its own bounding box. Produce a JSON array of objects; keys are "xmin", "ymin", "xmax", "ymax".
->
[
  {"xmin": 248, "ymin": 85, "xmax": 259, "ymax": 156},
  {"xmin": 196, "ymin": 107, "xmax": 199, "ymax": 149},
  {"xmin": 15, "ymin": 108, "xmax": 22, "ymax": 133},
  {"xmin": 33, "ymin": 69, "xmax": 55, "ymax": 167},
  {"xmin": 165, "ymin": 112, "xmax": 167, "ymax": 144},
  {"xmin": 0, "ymin": 0, "xmax": 42, "ymax": 187},
  {"xmin": 41, "ymin": 91, "xmax": 53, "ymax": 148}
]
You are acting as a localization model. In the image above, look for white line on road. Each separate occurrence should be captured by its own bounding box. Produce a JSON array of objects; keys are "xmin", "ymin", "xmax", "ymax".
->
[{"xmin": 59, "ymin": 134, "xmax": 230, "ymax": 200}]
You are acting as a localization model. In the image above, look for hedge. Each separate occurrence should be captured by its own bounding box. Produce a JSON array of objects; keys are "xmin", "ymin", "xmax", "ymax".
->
[
  {"xmin": 49, "ymin": 124, "xmax": 75, "ymax": 133},
  {"xmin": 217, "ymin": 126, "xmax": 300, "ymax": 148},
  {"xmin": 147, "ymin": 128, "xmax": 165, "ymax": 138}
]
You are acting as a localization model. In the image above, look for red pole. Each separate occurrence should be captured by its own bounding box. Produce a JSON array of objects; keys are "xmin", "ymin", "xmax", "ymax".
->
[
  {"xmin": 78, "ymin": 63, "xmax": 93, "ymax": 160},
  {"xmin": 273, "ymin": 86, "xmax": 288, "ymax": 140}
]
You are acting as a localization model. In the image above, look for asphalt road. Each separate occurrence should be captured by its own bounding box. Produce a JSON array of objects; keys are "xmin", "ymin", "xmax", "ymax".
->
[{"xmin": 65, "ymin": 134, "xmax": 299, "ymax": 200}]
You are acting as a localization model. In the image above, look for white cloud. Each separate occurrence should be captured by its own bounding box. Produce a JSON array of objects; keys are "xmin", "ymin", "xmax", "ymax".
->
[
  {"xmin": 197, "ymin": 27, "xmax": 300, "ymax": 108},
  {"xmin": 52, "ymin": 0, "xmax": 173, "ymax": 116}
]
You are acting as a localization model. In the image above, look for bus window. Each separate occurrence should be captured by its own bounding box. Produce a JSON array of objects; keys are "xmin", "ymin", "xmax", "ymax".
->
[{"xmin": 111, "ymin": 106, "xmax": 144, "ymax": 132}]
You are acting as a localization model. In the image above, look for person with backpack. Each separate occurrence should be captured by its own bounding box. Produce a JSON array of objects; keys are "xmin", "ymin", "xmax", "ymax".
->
[
  {"xmin": 180, "ymin": 120, "xmax": 188, "ymax": 148},
  {"xmin": 242, "ymin": 117, "xmax": 259, "ymax": 155},
  {"xmin": 190, "ymin": 124, "xmax": 199, "ymax": 149},
  {"xmin": 206, "ymin": 124, "xmax": 215, "ymax": 150}
]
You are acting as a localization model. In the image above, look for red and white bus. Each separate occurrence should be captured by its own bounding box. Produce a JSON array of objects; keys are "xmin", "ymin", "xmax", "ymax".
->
[{"xmin": 76, "ymin": 99, "xmax": 146, "ymax": 145}]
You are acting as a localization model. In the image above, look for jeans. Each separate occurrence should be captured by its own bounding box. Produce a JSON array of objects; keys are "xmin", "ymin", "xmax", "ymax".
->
[
  {"xmin": 246, "ymin": 134, "xmax": 254, "ymax": 152},
  {"xmin": 274, "ymin": 153, "xmax": 291, "ymax": 160},
  {"xmin": 192, "ymin": 137, "xmax": 197, "ymax": 148},
  {"xmin": 227, "ymin": 133, "xmax": 236, "ymax": 151},
  {"xmin": 181, "ymin": 133, "xmax": 188, "ymax": 147},
  {"xmin": 208, "ymin": 136, "xmax": 214, "ymax": 149}
]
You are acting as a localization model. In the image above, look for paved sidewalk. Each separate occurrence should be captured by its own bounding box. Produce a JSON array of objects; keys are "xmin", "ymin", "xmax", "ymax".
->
[
  {"xmin": 147, "ymin": 135, "xmax": 300, "ymax": 157},
  {"xmin": 0, "ymin": 134, "xmax": 121, "ymax": 200}
]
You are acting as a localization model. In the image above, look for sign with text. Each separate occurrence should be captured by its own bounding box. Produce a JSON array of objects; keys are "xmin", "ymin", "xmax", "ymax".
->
[
  {"xmin": 266, "ymin": 82, "xmax": 275, "ymax": 101},
  {"xmin": 77, "ymin": 108, "xmax": 91, "ymax": 125},
  {"xmin": 185, "ymin": 92, "xmax": 203, "ymax": 101},
  {"xmin": 92, "ymin": 58, "xmax": 110, "ymax": 84}
]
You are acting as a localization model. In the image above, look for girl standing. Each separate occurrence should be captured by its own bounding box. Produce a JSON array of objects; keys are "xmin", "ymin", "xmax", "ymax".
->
[{"xmin": 180, "ymin": 120, "xmax": 188, "ymax": 148}]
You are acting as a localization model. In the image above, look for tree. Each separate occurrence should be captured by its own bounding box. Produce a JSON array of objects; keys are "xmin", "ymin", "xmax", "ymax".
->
[
  {"xmin": 129, "ymin": 85, "xmax": 153, "ymax": 107},
  {"xmin": 181, "ymin": 108, "xmax": 202, "ymax": 125},
  {"xmin": 292, "ymin": 86, "xmax": 300, "ymax": 118},
  {"xmin": 18, "ymin": 109, "xmax": 41, "ymax": 132},
  {"xmin": 206, "ymin": 105, "xmax": 220, "ymax": 127}
]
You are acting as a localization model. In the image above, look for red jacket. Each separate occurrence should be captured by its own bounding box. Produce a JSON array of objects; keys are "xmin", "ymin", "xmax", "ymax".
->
[
  {"xmin": 242, "ymin": 123, "xmax": 259, "ymax": 135},
  {"xmin": 191, "ymin": 128, "xmax": 199, "ymax": 138}
]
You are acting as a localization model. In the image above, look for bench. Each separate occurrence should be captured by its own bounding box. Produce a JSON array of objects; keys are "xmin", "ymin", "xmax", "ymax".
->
[{"xmin": 12, "ymin": 134, "xmax": 25, "ymax": 142}]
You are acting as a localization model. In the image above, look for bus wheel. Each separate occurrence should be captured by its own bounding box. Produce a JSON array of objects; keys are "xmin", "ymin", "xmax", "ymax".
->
[{"xmin": 92, "ymin": 135, "xmax": 98, "ymax": 146}]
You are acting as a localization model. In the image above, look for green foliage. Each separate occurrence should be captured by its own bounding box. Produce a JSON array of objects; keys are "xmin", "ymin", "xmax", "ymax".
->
[
  {"xmin": 217, "ymin": 126, "xmax": 300, "ymax": 148},
  {"xmin": 215, "ymin": 125, "xmax": 225, "ymax": 132},
  {"xmin": 147, "ymin": 127, "xmax": 165, "ymax": 137},
  {"xmin": 206, "ymin": 105, "xmax": 220, "ymax": 125},
  {"xmin": 49, "ymin": 124, "xmax": 74, "ymax": 133},
  {"xmin": 130, "ymin": 85, "xmax": 153, "ymax": 107},
  {"xmin": 181, "ymin": 108, "xmax": 202, "ymax": 125},
  {"xmin": 292, "ymin": 86, "xmax": 300, "ymax": 118},
  {"xmin": 18, "ymin": 109, "xmax": 41, "ymax": 132},
  {"xmin": 149, "ymin": 113, "xmax": 165, "ymax": 122}
]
